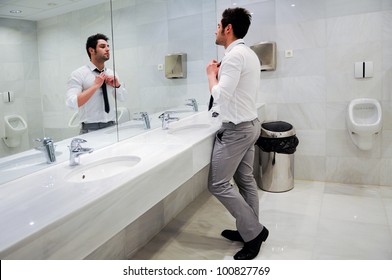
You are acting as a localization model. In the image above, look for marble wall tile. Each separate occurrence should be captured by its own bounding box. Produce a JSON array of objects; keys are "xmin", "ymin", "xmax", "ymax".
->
[
  {"xmin": 167, "ymin": 0, "xmax": 203, "ymax": 19},
  {"xmin": 326, "ymin": 103, "xmax": 347, "ymax": 130},
  {"xmin": 275, "ymin": 76, "xmax": 326, "ymax": 104},
  {"xmin": 295, "ymin": 130, "xmax": 326, "ymax": 156},
  {"xmin": 383, "ymin": 11, "xmax": 392, "ymax": 42},
  {"xmin": 277, "ymin": 103, "xmax": 326, "ymax": 130},
  {"xmin": 326, "ymin": 12, "xmax": 382, "ymax": 46},
  {"xmin": 135, "ymin": 0, "xmax": 168, "ymax": 25},
  {"xmin": 294, "ymin": 155, "xmax": 326, "ymax": 181},
  {"xmin": 326, "ymin": 0, "xmax": 383, "ymax": 18},
  {"xmin": 277, "ymin": 19, "xmax": 327, "ymax": 50},
  {"xmin": 276, "ymin": 48, "xmax": 326, "ymax": 77},
  {"xmin": 382, "ymin": 130, "xmax": 392, "ymax": 157},
  {"xmin": 136, "ymin": 21, "xmax": 169, "ymax": 46},
  {"xmin": 276, "ymin": 0, "xmax": 326, "ymax": 24},
  {"xmin": 168, "ymin": 15, "xmax": 204, "ymax": 59},
  {"xmin": 326, "ymin": 156, "xmax": 381, "ymax": 185},
  {"xmin": 326, "ymin": 129, "xmax": 382, "ymax": 158},
  {"xmin": 379, "ymin": 159, "xmax": 392, "ymax": 186},
  {"xmin": 382, "ymin": 93, "xmax": 392, "ymax": 130}
]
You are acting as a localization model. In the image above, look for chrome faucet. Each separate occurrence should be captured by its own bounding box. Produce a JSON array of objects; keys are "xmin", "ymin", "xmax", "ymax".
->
[
  {"xmin": 159, "ymin": 112, "xmax": 179, "ymax": 130},
  {"xmin": 185, "ymin": 98, "xmax": 198, "ymax": 112},
  {"xmin": 34, "ymin": 137, "xmax": 56, "ymax": 164},
  {"xmin": 68, "ymin": 138, "xmax": 93, "ymax": 166},
  {"xmin": 133, "ymin": 112, "xmax": 151, "ymax": 129}
]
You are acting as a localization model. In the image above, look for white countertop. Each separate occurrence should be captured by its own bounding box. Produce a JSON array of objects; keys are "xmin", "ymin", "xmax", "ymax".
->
[{"xmin": 0, "ymin": 103, "xmax": 265, "ymax": 259}]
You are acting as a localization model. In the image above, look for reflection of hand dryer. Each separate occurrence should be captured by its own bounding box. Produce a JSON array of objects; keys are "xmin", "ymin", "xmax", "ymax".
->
[
  {"xmin": 165, "ymin": 53, "xmax": 187, "ymax": 79},
  {"xmin": 250, "ymin": 41, "xmax": 276, "ymax": 71}
]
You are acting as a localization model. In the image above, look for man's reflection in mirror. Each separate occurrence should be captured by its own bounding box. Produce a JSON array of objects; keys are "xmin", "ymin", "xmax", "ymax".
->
[{"xmin": 66, "ymin": 33, "xmax": 128, "ymax": 134}]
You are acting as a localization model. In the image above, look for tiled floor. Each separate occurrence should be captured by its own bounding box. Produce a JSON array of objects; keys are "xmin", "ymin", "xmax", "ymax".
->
[{"xmin": 131, "ymin": 180, "xmax": 392, "ymax": 260}]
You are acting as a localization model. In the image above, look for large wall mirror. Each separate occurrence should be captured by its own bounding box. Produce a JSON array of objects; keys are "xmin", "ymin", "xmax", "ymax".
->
[
  {"xmin": 0, "ymin": 0, "xmax": 217, "ymax": 182},
  {"xmin": 0, "ymin": 0, "xmax": 115, "ymax": 159}
]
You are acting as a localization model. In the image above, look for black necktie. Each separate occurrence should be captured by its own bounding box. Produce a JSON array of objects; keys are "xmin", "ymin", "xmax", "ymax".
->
[{"xmin": 94, "ymin": 68, "xmax": 110, "ymax": 113}]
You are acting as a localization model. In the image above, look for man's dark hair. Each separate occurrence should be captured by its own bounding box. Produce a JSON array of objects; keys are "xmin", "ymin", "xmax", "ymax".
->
[
  {"xmin": 86, "ymin": 33, "xmax": 109, "ymax": 59},
  {"xmin": 221, "ymin": 7, "xmax": 252, "ymax": 39}
]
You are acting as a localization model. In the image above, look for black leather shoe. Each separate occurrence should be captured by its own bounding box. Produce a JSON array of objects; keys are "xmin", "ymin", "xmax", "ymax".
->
[
  {"xmin": 233, "ymin": 227, "xmax": 269, "ymax": 260},
  {"xmin": 221, "ymin": 230, "xmax": 244, "ymax": 242}
]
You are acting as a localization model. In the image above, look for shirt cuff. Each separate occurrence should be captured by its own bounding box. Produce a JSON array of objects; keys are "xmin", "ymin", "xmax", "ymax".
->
[{"xmin": 211, "ymin": 84, "xmax": 220, "ymax": 100}]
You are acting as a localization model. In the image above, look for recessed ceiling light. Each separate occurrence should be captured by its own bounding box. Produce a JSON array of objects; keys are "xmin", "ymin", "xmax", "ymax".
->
[
  {"xmin": 291, "ymin": 4, "xmax": 296, "ymax": 7},
  {"xmin": 10, "ymin": 10, "xmax": 22, "ymax": 14}
]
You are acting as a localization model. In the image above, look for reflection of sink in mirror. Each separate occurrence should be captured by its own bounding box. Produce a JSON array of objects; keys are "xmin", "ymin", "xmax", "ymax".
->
[
  {"xmin": 0, "ymin": 151, "xmax": 62, "ymax": 172},
  {"xmin": 168, "ymin": 124, "xmax": 211, "ymax": 135},
  {"xmin": 65, "ymin": 155, "xmax": 141, "ymax": 183}
]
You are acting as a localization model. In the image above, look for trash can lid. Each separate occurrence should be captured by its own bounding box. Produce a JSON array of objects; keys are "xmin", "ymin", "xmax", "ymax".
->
[{"xmin": 261, "ymin": 121, "xmax": 296, "ymax": 138}]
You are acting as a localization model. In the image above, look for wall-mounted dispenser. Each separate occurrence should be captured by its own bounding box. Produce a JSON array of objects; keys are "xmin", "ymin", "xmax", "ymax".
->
[
  {"xmin": 2, "ymin": 91, "xmax": 15, "ymax": 103},
  {"xmin": 250, "ymin": 41, "xmax": 276, "ymax": 71},
  {"xmin": 165, "ymin": 53, "xmax": 187, "ymax": 79},
  {"xmin": 354, "ymin": 61, "xmax": 373, "ymax": 78}
]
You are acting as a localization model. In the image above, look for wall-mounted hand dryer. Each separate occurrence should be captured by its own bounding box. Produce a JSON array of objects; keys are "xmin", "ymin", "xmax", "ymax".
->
[
  {"xmin": 250, "ymin": 41, "xmax": 276, "ymax": 71},
  {"xmin": 165, "ymin": 53, "xmax": 187, "ymax": 79}
]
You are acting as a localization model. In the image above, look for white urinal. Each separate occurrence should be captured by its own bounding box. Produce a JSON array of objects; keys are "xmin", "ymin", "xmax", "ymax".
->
[
  {"xmin": 3, "ymin": 114, "xmax": 28, "ymax": 148},
  {"xmin": 346, "ymin": 98, "xmax": 382, "ymax": 150}
]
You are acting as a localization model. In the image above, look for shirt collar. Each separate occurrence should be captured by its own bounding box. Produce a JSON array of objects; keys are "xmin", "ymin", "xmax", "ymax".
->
[
  {"xmin": 225, "ymin": 39, "xmax": 245, "ymax": 55},
  {"xmin": 87, "ymin": 61, "xmax": 105, "ymax": 72}
]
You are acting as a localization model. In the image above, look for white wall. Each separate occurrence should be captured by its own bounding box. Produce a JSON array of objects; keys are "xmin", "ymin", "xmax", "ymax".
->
[
  {"xmin": 2, "ymin": 0, "xmax": 391, "ymax": 186},
  {"xmin": 217, "ymin": 0, "xmax": 392, "ymax": 186}
]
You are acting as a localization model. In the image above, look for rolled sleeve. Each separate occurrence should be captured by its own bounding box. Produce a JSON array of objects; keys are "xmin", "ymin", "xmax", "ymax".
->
[{"xmin": 66, "ymin": 73, "xmax": 83, "ymax": 110}]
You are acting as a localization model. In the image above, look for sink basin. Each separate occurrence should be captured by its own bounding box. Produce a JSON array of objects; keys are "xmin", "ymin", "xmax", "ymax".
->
[
  {"xmin": 65, "ymin": 156, "xmax": 141, "ymax": 183},
  {"xmin": 168, "ymin": 123, "xmax": 211, "ymax": 135}
]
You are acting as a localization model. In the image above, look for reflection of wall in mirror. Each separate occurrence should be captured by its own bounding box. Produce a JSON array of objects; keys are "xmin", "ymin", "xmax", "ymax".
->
[
  {"xmin": 0, "ymin": 19, "xmax": 40, "ymax": 157},
  {"xmin": 0, "ymin": 0, "xmax": 217, "ymax": 160}
]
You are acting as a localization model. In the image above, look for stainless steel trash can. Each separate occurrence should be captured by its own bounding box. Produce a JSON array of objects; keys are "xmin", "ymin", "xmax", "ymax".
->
[{"xmin": 256, "ymin": 121, "xmax": 298, "ymax": 193}]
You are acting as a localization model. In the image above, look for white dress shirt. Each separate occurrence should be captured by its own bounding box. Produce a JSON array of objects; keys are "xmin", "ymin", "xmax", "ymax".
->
[
  {"xmin": 211, "ymin": 39, "xmax": 260, "ymax": 124},
  {"xmin": 66, "ymin": 61, "xmax": 128, "ymax": 123}
]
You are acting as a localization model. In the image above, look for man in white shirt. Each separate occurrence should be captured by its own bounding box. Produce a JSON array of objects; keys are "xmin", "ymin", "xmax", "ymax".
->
[
  {"xmin": 206, "ymin": 7, "xmax": 268, "ymax": 260},
  {"xmin": 66, "ymin": 33, "xmax": 128, "ymax": 134}
]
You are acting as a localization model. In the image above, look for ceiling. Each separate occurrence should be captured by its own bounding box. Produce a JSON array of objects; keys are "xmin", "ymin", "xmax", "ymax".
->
[{"xmin": 0, "ymin": 0, "xmax": 109, "ymax": 21}]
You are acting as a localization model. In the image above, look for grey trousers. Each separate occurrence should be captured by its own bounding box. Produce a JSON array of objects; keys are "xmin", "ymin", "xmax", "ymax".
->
[{"xmin": 208, "ymin": 119, "xmax": 264, "ymax": 242}]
